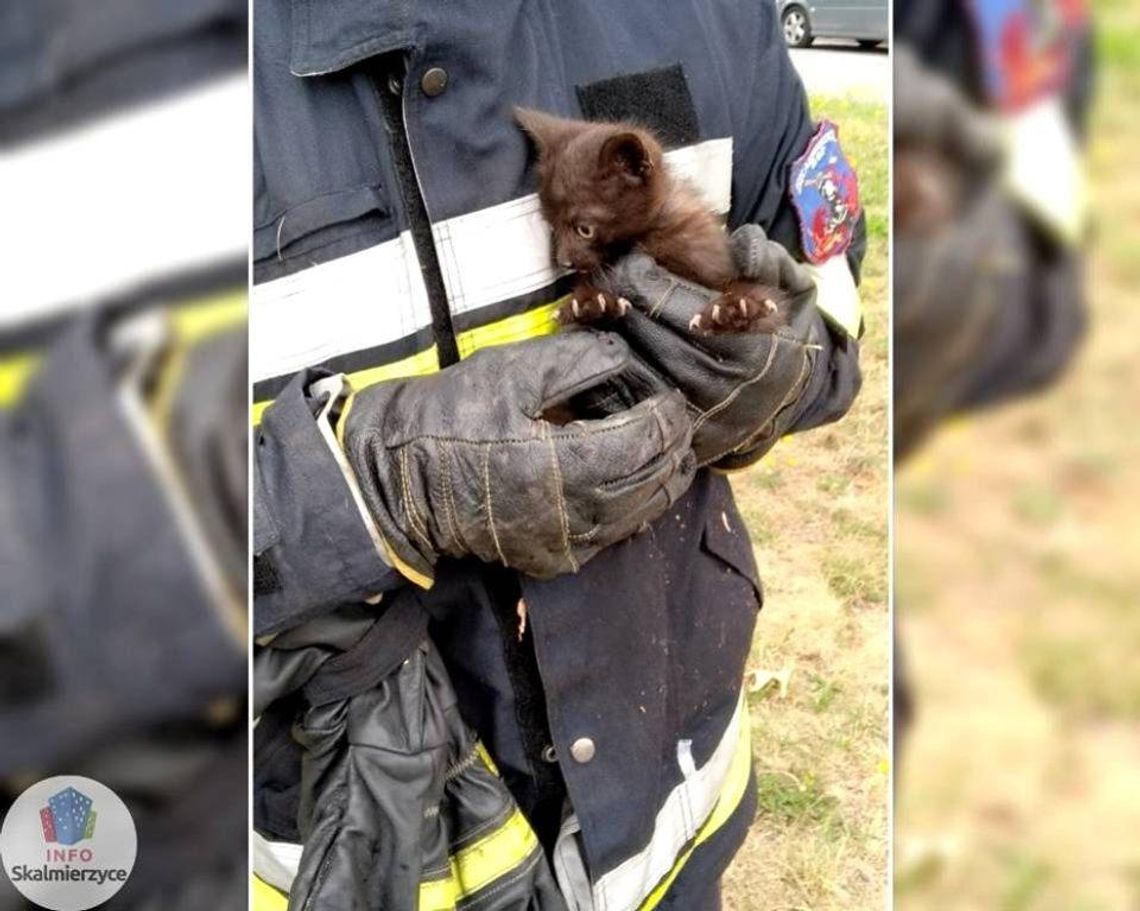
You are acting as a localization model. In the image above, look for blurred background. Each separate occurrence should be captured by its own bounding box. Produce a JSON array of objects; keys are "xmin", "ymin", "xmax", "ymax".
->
[
  {"xmin": 895, "ymin": 0, "xmax": 1139, "ymax": 909},
  {"xmin": 0, "ymin": 2, "xmax": 248, "ymax": 908},
  {"xmin": 723, "ymin": 90, "xmax": 889, "ymax": 909}
]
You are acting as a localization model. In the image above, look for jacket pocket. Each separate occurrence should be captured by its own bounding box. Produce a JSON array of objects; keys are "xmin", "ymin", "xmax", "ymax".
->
[{"xmin": 254, "ymin": 184, "xmax": 390, "ymax": 267}]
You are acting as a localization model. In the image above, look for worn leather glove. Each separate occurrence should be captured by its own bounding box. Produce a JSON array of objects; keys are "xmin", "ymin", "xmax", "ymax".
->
[
  {"xmin": 597, "ymin": 225, "xmax": 826, "ymax": 469},
  {"xmin": 342, "ymin": 331, "xmax": 695, "ymax": 583}
]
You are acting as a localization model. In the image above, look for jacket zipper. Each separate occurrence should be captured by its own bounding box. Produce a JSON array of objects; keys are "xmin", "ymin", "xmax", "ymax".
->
[{"xmin": 374, "ymin": 59, "xmax": 461, "ymax": 368}]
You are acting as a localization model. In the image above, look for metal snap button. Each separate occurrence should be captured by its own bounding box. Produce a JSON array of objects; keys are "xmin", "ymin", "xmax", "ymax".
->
[
  {"xmin": 421, "ymin": 67, "xmax": 449, "ymax": 97},
  {"xmin": 570, "ymin": 737, "xmax": 596, "ymax": 764},
  {"xmin": 541, "ymin": 745, "xmax": 558, "ymax": 764}
]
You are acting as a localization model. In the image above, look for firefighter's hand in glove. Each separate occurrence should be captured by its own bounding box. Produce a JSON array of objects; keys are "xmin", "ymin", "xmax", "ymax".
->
[
  {"xmin": 601, "ymin": 225, "xmax": 823, "ymax": 469},
  {"xmin": 341, "ymin": 331, "xmax": 695, "ymax": 584}
]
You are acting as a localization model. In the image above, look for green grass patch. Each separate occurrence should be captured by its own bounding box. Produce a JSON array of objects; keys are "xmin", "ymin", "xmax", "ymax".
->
[
  {"xmin": 823, "ymin": 552, "xmax": 888, "ymax": 609},
  {"xmin": 756, "ymin": 770, "xmax": 840, "ymax": 825}
]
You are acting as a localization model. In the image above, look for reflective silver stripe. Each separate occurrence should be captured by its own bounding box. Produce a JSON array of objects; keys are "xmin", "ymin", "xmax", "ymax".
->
[
  {"xmin": 0, "ymin": 75, "xmax": 247, "ymax": 326},
  {"xmin": 250, "ymin": 138, "xmax": 735, "ymax": 382},
  {"xmin": 553, "ymin": 813, "xmax": 596, "ymax": 911},
  {"xmin": 250, "ymin": 230, "xmax": 433, "ymax": 383},
  {"xmin": 593, "ymin": 695, "xmax": 746, "ymax": 911},
  {"xmin": 252, "ymin": 831, "xmax": 301, "ymax": 894}
]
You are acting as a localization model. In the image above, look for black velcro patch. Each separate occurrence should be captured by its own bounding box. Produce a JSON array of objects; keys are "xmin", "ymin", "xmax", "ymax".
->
[
  {"xmin": 0, "ymin": 621, "xmax": 55, "ymax": 706},
  {"xmin": 576, "ymin": 64, "xmax": 699, "ymax": 148},
  {"xmin": 253, "ymin": 552, "xmax": 282, "ymax": 597}
]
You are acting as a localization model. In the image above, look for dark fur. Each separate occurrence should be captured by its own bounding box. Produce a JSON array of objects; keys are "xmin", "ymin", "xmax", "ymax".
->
[{"xmin": 515, "ymin": 108, "xmax": 784, "ymax": 333}]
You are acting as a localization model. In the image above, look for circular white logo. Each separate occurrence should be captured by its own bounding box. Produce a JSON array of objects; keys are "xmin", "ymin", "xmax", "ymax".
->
[{"xmin": 1, "ymin": 776, "xmax": 136, "ymax": 911}]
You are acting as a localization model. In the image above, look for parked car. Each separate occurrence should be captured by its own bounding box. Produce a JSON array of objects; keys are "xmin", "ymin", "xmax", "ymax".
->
[{"xmin": 778, "ymin": 0, "xmax": 888, "ymax": 48}]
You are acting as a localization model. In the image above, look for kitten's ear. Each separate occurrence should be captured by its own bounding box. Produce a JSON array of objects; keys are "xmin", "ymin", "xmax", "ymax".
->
[
  {"xmin": 514, "ymin": 107, "xmax": 580, "ymax": 153},
  {"xmin": 599, "ymin": 131, "xmax": 655, "ymax": 185}
]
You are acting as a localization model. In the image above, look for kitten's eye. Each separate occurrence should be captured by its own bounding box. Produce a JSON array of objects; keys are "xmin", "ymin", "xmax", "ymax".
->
[{"xmin": 575, "ymin": 224, "xmax": 596, "ymax": 240}]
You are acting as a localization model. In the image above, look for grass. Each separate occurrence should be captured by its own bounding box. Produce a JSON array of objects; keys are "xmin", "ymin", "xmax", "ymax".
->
[
  {"xmin": 895, "ymin": 3, "xmax": 1140, "ymax": 907},
  {"xmin": 721, "ymin": 94, "xmax": 889, "ymax": 910}
]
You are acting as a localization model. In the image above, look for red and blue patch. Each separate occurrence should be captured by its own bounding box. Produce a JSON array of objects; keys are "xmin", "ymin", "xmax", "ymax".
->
[
  {"xmin": 790, "ymin": 121, "xmax": 861, "ymax": 265},
  {"xmin": 963, "ymin": 0, "xmax": 1085, "ymax": 111}
]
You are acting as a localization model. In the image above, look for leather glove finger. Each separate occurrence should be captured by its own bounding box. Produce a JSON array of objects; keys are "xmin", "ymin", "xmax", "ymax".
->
[
  {"xmin": 894, "ymin": 46, "xmax": 1001, "ymax": 167},
  {"xmin": 605, "ymin": 251, "xmax": 821, "ymax": 467},
  {"xmin": 730, "ymin": 224, "xmax": 817, "ymax": 294},
  {"xmin": 555, "ymin": 390, "xmax": 696, "ymax": 554},
  {"xmin": 344, "ymin": 331, "xmax": 698, "ymax": 580}
]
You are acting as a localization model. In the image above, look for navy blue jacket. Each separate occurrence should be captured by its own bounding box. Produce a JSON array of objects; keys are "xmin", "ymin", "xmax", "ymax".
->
[{"xmin": 252, "ymin": 0, "xmax": 865, "ymax": 904}]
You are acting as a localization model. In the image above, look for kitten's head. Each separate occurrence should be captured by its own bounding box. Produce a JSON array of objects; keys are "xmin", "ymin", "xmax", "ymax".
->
[{"xmin": 515, "ymin": 107, "xmax": 666, "ymax": 273}]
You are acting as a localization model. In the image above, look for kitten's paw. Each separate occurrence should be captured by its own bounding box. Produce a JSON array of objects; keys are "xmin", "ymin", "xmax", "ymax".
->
[
  {"xmin": 557, "ymin": 286, "xmax": 630, "ymax": 325},
  {"xmin": 691, "ymin": 283, "xmax": 784, "ymax": 334}
]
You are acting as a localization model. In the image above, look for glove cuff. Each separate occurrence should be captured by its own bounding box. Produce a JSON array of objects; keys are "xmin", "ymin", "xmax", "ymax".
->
[{"xmin": 337, "ymin": 384, "xmax": 437, "ymax": 590}]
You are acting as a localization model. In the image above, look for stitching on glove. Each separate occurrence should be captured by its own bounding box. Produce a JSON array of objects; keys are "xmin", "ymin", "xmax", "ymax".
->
[
  {"xmin": 466, "ymin": 848, "xmax": 544, "ymax": 907},
  {"xmin": 438, "ymin": 439, "xmax": 470, "ymax": 554},
  {"xmin": 705, "ymin": 343, "xmax": 813, "ymax": 465},
  {"xmin": 647, "ymin": 278, "xmax": 678, "ymax": 318},
  {"xmin": 398, "ymin": 447, "xmax": 434, "ymax": 556},
  {"xmin": 692, "ymin": 335, "xmax": 783, "ymax": 432},
  {"xmin": 482, "ymin": 444, "xmax": 507, "ymax": 566},
  {"xmin": 543, "ymin": 422, "xmax": 578, "ymax": 572},
  {"xmin": 401, "ymin": 404, "xmax": 664, "ymax": 447},
  {"xmin": 568, "ymin": 525, "xmax": 600, "ymax": 544}
]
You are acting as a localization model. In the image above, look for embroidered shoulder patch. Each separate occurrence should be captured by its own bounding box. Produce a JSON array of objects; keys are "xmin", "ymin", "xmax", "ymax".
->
[
  {"xmin": 962, "ymin": 0, "xmax": 1080, "ymax": 111},
  {"xmin": 790, "ymin": 121, "xmax": 861, "ymax": 265}
]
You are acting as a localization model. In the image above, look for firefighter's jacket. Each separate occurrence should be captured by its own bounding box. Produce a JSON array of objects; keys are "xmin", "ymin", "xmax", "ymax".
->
[{"xmin": 251, "ymin": 0, "xmax": 865, "ymax": 908}]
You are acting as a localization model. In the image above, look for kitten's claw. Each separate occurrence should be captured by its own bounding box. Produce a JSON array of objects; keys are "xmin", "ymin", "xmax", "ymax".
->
[
  {"xmin": 596, "ymin": 292, "xmax": 606, "ymax": 312},
  {"xmin": 617, "ymin": 297, "xmax": 631, "ymax": 315},
  {"xmin": 711, "ymin": 303, "xmax": 721, "ymax": 322},
  {"xmin": 571, "ymin": 299, "xmax": 581, "ymax": 318},
  {"xmin": 738, "ymin": 298, "xmax": 748, "ymax": 316},
  {"xmin": 689, "ymin": 313, "xmax": 703, "ymax": 331},
  {"xmin": 762, "ymin": 298, "xmax": 777, "ymax": 315}
]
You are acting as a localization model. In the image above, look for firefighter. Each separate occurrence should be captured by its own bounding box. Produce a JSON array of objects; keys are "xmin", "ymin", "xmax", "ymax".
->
[{"xmin": 251, "ymin": 1, "xmax": 866, "ymax": 907}]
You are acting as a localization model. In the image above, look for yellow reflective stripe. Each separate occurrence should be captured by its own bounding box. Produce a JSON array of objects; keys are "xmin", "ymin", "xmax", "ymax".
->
[
  {"xmin": 170, "ymin": 290, "xmax": 247, "ymax": 345},
  {"xmin": 637, "ymin": 704, "xmax": 753, "ymax": 910},
  {"xmin": 0, "ymin": 290, "xmax": 245, "ymax": 413},
  {"xmin": 419, "ymin": 875, "xmax": 459, "ymax": 911},
  {"xmin": 252, "ymin": 344, "xmax": 441, "ymax": 427},
  {"xmin": 476, "ymin": 741, "xmax": 500, "ymax": 777},
  {"xmin": 252, "ymin": 875, "xmax": 289, "ymax": 911},
  {"xmin": 147, "ymin": 290, "xmax": 246, "ymax": 432},
  {"xmin": 252, "ymin": 298, "xmax": 566, "ymax": 425},
  {"xmin": 0, "ymin": 353, "xmax": 40, "ymax": 409},
  {"xmin": 419, "ymin": 807, "xmax": 540, "ymax": 910},
  {"xmin": 456, "ymin": 300, "xmax": 563, "ymax": 359},
  {"xmin": 453, "ymin": 807, "xmax": 539, "ymax": 895}
]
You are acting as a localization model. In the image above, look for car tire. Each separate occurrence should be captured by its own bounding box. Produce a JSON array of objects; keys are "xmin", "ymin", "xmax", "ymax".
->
[{"xmin": 781, "ymin": 6, "xmax": 813, "ymax": 48}]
